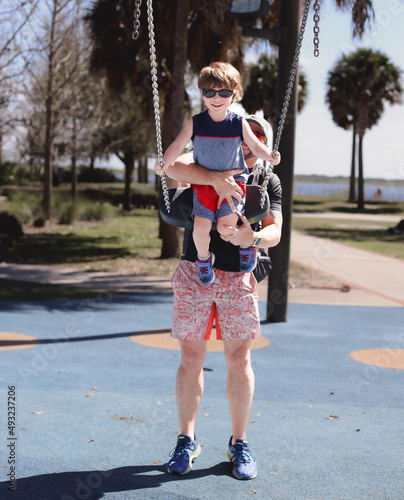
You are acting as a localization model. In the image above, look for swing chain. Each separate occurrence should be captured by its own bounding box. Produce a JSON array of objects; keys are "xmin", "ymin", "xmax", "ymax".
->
[
  {"xmin": 313, "ymin": 0, "xmax": 320, "ymax": 57},
  {"xmin": 259, "ymin": 0, "xmax": 312, "ymax": 208},
  {"xmin": 146, "ymin": 0, "xmax": 170, "ymax": 212},
  {"xmin": 132, "ymin": 0, "xmax": 142, "ymax": 40}
]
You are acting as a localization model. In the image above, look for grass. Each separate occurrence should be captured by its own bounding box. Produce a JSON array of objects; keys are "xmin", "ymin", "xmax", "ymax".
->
[
  {"xmin": 291, "ymin": 195, "xmax": 404, "ymax": 259},
  {"xmin": 4, "ymin": 209, "xmax": 181, "ymax": 275},
  {"xmin": 1, "ymin": 192, "xmax": 402, "ymax": 301}
]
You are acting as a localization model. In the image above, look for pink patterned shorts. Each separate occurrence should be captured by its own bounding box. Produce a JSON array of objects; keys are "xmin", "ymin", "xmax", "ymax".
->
[{"xmin": 171, "ymin": 260, "xmax": 261, "ymax": 341}]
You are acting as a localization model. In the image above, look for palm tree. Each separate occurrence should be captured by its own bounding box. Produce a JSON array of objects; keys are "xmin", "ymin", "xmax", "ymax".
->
[
  {"xmin": 326, "ymin": 48, "xmax": 402, "ymax": 208},
  {"xmin": 243, "ymin": 53, "xmax": 308, "ymax": 133}
]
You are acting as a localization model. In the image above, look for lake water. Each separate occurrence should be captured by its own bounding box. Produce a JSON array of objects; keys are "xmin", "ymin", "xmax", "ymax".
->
[{"xmin": 294, "ymin": 181, "xmax": 404, "ymax": 201}]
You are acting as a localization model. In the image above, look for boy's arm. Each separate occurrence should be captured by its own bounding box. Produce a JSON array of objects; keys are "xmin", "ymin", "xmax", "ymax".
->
[
  {"xmin": 165, "ymin": 153, "xmax": 244, "ymax": 210},
  {"xmin": 155, "ymin": 118, "xmax": 193, "ymax": 174},
  {"xmin": 242, "ymin": 119, "xmax": 281, "ymax": 166}
]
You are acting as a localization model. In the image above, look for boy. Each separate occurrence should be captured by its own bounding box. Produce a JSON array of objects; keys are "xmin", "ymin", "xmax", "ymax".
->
[{"xmin": 155, "ymin": 62, "xmax": 280, "ymax": 285}]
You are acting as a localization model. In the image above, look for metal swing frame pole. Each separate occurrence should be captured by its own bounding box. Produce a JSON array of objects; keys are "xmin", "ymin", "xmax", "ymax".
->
[{"xmin": 266, "ymin": 0, "xmax": 300, "ymax": 323}]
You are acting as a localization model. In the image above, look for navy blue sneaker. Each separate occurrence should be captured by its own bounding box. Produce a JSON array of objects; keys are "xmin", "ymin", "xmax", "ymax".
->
[
  {"xmin": 239, "ymin": 247, "xmax": 257, "ymax": 272},
  {"xmin": 167, "ymin": 434, "xmax": 202, "ymax": 475},
  {"xmin": 196, "ymin": 253, "xmax": 215, "ymax": 285},
  {"xmin": 227, "ymin": 436, "xmax": 257, "ymax": 480}
]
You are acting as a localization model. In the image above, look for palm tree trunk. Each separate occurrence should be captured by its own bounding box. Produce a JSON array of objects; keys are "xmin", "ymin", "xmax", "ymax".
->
[
  {"xmin": 159, "ymin": 0, "xmax": 190, "ymax": 259},
  {"xmin": 348, "ymin": 126, "xmax": 356, "ymax": 202},
  {"xmin": 357, "ymin": 132, "xmax": 365, "ymax": 209}
]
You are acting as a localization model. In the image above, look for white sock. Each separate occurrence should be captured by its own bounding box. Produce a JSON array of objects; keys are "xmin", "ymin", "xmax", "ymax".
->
[{"xmin": 197, "ymin": 253, "xmax": 210, "ymax": 261}]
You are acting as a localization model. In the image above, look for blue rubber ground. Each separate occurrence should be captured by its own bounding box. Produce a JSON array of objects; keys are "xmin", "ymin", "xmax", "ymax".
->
[{"xmin": 0, "ymin": 293, "xmax": 403, "ymax": 499}]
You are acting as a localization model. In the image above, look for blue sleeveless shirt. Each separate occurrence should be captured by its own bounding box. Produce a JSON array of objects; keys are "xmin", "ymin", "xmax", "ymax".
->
[{"xmin": 192, "ymin": 110, "xmax": 248, "ymax": 183}]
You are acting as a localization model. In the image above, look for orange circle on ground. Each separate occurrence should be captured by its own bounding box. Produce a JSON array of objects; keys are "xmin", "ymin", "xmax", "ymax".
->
[
  {"xmin": 130, "ymin": 328, "xmax": 269, "ymax": 352},
  {"xmin": 350, "ymin": 348, "xmax": 404, "ymax": 370},
  {"xmin": 0, "ymin": 332, "xmax": 40, "ymax": 351}
]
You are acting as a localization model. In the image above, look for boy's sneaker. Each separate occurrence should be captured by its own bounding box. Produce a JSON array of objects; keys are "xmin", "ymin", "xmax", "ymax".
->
[
  {"xmin": 227, "ymin": 436, "xmax": 257, "ymax": 480},
  {"xmin": 239, "ymin": 246, "xmax": 257, "ymax": 273},
  {"xmin": 167, "ymin": 434, "xmax": 202, "ymax": 475},
  {"xmin": 196, "ymin": 253, "xmax": 215, "ymax": 285}
]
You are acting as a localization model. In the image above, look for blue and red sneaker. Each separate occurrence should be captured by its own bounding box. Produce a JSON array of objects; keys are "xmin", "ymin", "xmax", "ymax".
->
[
  {"xmin": 239, "ymin": 246, "xmax": 257, "ymax": 273},
  {"xmin": 196, "ymin": 253, "xmax": 215, "ymax": 285},
  {"xmin": 227, "ymin": 436, "xmax": 258, "ymax": 480},
  {"xmin": 167, "ymin": 434, "xmax": 202, "ymax": 475}
]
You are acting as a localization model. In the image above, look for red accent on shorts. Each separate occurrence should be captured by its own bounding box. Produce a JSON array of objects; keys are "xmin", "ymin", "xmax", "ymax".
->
[{"xmin": 193, "ymin": 182, "xmax": 246, "ymax": 212}]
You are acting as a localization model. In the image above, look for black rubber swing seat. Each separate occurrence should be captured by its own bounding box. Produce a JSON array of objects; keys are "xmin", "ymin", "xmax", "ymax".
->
[{"xmin": 160, "ymin": 185, "xmax": 269, "ymax": 229}]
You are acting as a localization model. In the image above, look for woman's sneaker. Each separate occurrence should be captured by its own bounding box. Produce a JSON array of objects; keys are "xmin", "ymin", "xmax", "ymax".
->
[
  {"xmin": 227, "ymin": 436, "xmax": 258, "ymax": 480},
  {"xmin": 167, "ymin": 434, "xmax": 202, "ymax": 475},
  {"xmin": 239, "ymin": 247, "xmax": 257, "ymax": 272},
  {"xmin": 196, "ymin": 253, "xmax": 215, "ymax": 285}
]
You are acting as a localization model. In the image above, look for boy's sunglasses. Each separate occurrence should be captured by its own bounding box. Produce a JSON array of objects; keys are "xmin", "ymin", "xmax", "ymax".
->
[
  {"xmin": 202, "ymin": 88, "xmax": 235, "ymax": 98},
  {"xmin": 252, "ymin": 130, "xmax": 266, "ymax": 143}
]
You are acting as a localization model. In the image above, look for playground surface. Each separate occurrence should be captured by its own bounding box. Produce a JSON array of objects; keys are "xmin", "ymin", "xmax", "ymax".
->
[{"xmin": 0, "ymin": 230, "xmax": 403, "ymax": 500}]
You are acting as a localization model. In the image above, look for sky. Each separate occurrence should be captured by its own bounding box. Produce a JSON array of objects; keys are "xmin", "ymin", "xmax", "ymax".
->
[{"xmin": 246, "ymin": 0, "xmax": 404, "ymax": 180}]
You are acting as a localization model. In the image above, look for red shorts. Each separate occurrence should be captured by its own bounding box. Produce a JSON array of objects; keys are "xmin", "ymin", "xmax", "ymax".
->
[{"xmin": 171, "ymin": 260, "xmax": 260, "ymax": 341}]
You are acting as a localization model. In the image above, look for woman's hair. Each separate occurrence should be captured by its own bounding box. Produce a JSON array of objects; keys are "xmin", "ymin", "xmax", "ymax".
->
[{"xmin": 198, "ymin": 62, "xmax": 243, "ymax": 100}]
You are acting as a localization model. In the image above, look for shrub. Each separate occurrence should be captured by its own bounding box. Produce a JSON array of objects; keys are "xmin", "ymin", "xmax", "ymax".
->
[
  {"xmin": 78, "ymin": 166, "xmax": 117, "ymax": 183},
  {"xmin": 9, "ymin": 192, "xmax": 44, "ymax": 225},
  {"xmin": 0, "ymin": 162, "xmax": 17, "ymax": 185},
  {"xmin": 57, "ymin": 198, "xmax": 116, "ymax": 224},
  {"xmin": 0, "ymin": 212, "xmax": 24, "ymax": 258}
]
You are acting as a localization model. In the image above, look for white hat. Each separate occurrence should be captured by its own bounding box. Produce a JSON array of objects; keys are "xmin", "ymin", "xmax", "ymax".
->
[{"xmin": 245, "ymin": 115, "xmax": 271, "ymax": 144}]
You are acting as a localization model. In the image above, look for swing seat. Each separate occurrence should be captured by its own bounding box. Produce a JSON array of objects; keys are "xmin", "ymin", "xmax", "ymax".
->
[{"xmin": 160, "ymin": 185, "xmax": 269, "ymax": 229}]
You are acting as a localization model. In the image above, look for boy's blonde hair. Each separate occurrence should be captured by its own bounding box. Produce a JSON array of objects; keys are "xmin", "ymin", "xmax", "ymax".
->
[{"xmin": 198, "ymin": 62, "xmax": 243, "ymax": 100}]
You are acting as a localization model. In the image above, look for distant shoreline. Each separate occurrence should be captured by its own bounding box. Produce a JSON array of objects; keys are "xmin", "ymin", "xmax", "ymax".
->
[{"xmin": 294, "ymin": 175, "xmax": 404, "ymax": 186}]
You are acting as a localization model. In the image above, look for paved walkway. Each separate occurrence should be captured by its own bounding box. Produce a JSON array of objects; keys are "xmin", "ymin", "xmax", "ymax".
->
[
  {"xmin": 1, "ymin": 229, "xmax": 403, "ymax": 306},
  {"xmin": 0, "ymin": 230, "xmax": 403, "ymax": 500}
]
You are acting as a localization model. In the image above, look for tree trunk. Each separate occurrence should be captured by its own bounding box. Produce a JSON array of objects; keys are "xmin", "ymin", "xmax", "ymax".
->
[
  {"xmin": 348, "ymin": 126, "xmax": 356, "ymax": 202},
  {"xmin": 123, "ymin": 149, "xmax": 135, "ymax": 211},
  {"xmin": 159, "ymin": 0, "xmax": 190, "ymax": 259},
  {"xmin": 42, "ymin": 0, "xmax": 58, "ymax": 219},
  {"xmin": 29, "ymin": 156, "xmax": 35, "ymax": 182},
  {"xmin": 71, "ymin": 117, "xmax": 78, "ymax": 199},
  {"xmin": 0, "ymin": 128, "xmax": 3, "ymax": 165},
  {"xmin": 138, "ymin": 157, "xmax": 148, "ymax": 183},
  {"xmin": 357, "ymin": 132, "xmax": 365, "ymax": 209}
]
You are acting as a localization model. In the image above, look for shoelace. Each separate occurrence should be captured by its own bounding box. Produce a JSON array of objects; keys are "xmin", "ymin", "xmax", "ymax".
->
[
  {"xmin": 197, "ymin": 259, "xmax": 211, "ymax": 275},
  {"xmin": 199, "ymin": 265, "xmax": 208, "ymax": 275},
  {"xmin": 169, "ymin": 442, "xmax": 188, "ymax": 458},
  {"xmin": 234, "ymin": 445, "xmax": 255, "ymax": 464}
]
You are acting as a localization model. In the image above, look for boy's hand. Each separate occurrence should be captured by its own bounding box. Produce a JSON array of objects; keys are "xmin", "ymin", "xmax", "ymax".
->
[
  {"xmin": 154, "ymin": 161, "xmax": 169, "ymax": 175},
  {"xmin": 270, "ymin": 151, "xmax": 281, "ymax": 166}
]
